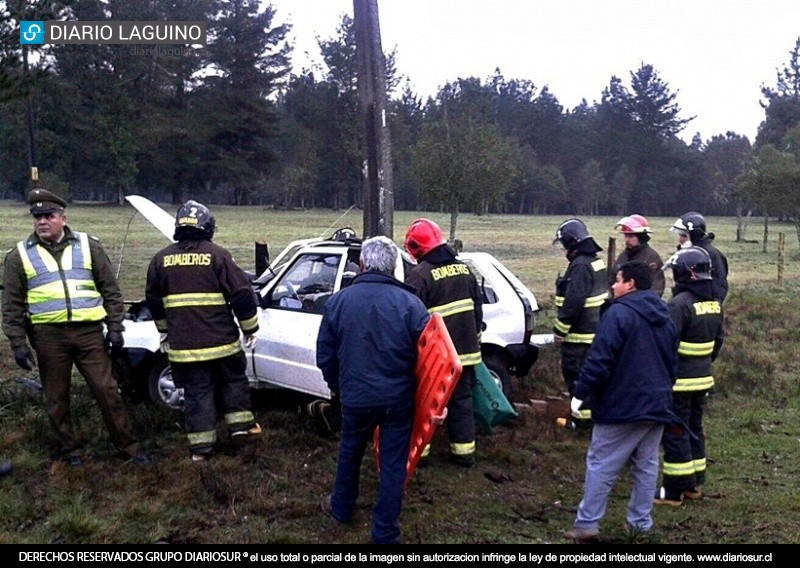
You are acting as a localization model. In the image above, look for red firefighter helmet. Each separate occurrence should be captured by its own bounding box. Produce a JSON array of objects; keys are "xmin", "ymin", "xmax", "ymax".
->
[
  {"xmin": 615, "ymin": 214, "xmax": 653, "ymax": 234},
  {"xmin": 404, "ymin": 218, "xmax": 445, "ymax": 261}
]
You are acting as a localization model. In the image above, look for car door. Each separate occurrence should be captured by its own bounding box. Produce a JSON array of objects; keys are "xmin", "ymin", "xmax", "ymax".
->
[{"xmin": 248, "ymin": 249, "xmax": 346, "ymax": 398}]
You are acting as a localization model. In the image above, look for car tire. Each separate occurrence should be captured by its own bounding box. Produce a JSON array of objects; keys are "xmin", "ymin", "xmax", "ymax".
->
[
  {"xmin": 147, "ymin": 354, "xmax": 184, "ymax": 411},
  {"xmin": 484, "ymin": 354, "xmax": 513, "ymax": 401}
]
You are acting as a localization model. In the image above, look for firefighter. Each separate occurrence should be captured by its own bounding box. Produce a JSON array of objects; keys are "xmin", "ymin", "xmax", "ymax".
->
[
  {"xmin": 553, "ymin": 218, "xmax": 608, "ymax": 428},
  {"xmin": 670, "ymin": 212, "xmax": 728, "ymax": 302},
  {"xmin": 2, "ymin": 189, "xmax": 150, "ymax": 467},
  {"xmin": 655, "ymin": 246, "xmax": 724, "ymax": 506},
  {"xmin": 609, "ymin": 214, "xmax": 665, "ymax": 297},
  {"xmin": 404, "ymin": 219, "xmax": 482, "ymax": 468},
  {"xmin": 145, "ymin": 200, "xmax": 261, "ymax": 461}
]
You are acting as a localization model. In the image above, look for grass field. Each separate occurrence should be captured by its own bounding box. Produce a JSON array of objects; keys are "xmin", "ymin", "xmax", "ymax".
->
[{"xmin": 1, "ymin": 200, "xmax": 799, "ymax": 544}]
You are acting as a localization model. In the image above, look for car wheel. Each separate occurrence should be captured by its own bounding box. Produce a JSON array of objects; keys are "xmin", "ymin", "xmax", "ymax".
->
[
  {"xmin": 484, "ymin": 355, "xmax": 513, "ymax": 401},
  {"xmin": 147, "ymin": 355, "xmax": 184, "ymax": 411}
]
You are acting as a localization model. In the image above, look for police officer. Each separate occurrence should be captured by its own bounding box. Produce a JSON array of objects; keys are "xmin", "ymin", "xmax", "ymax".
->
[
  {"xmin": 405, "ymin": 219, "xmax": 482, "ymax": 467},
  {"xmin": 655, "ymin": 247, "xmax": 724, "ymax": 506},
  {"xmin": 670, "ymin": 212, "xmax": 728, "ymax": 302},
  {"xmin": 2, "ymin": 189, "xmax": 150, "ymax": 467},
  {"xmin": 553, "ymin": 218, "xmax": 608, "ymax": 428},
  {"xmin": 145, "ymin": 200, "xmax": 261, "ymax": 461},
  {"xmin": 609, "ymin": 215, "xmax": 665, "ymax": 297}
]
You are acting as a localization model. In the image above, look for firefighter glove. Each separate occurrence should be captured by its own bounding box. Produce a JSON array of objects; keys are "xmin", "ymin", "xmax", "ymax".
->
[
  {"xmin": 244, "ymin": 334, "xmax": 257, "ymax": 350},
  {"xmin": 13, "ymin": 345, "xmax": 36, "ymax": 371},
  {"xmin": 105, "ymin": 330, "xmax": 125, "ymax": 353},
  {"xmin": 570, "ymin": 397, "xmax": 584, "ymax": 419},
  {"xmin": 159, "ymin": 333, "xmax": 170, "ymax": 353}
]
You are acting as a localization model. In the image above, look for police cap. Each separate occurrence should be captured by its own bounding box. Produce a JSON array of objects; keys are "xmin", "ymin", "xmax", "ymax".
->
[{"xmin": 28, "ymin": 188, "xmax": 67, "ymax": 215}]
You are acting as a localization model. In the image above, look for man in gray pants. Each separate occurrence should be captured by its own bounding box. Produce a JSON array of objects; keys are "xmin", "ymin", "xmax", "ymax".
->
[{"xmin": 564, "ymin": 261, "xmax": 677, "ymax": 542}]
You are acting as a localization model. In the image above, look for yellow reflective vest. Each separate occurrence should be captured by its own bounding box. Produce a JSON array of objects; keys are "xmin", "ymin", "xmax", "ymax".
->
[{"xmin": 17, "ymin": 231, "xmax": 106, "ymax": 324}]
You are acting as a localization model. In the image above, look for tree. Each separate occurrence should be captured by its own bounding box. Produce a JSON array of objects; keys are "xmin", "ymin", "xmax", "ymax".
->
[
  {"xmin": 703, "ymin": 133, "xmax": 753, "ymax": 240},
  {"xmin": 757, "ymin": 37, "xmax": 800, "ymax": 149},
  {"xmin": 628, "ymin": 63, "xmax": 693, "ymax": 140},
  {"xmin": 571, "ymin": 159, "xmax": 608, "ymax": 215},
  {"xmin": 197, "ymin": 0, "xmax": 291, "ymax": 204},
  {"xmin": 411, "ymin": 111, "xmax": 520, "ymax": 241}
]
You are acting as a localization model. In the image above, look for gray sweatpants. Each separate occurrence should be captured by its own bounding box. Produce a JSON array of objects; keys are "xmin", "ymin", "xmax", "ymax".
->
[{"xmin": 573, "ymin": 422, "xmax": 664, "ymax": 533}]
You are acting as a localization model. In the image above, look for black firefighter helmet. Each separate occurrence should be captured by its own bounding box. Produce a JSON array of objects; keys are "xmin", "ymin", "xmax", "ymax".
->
[
  {"xmin": 664, "ymin": 246, "xmax": 712, "ymax": 285},
  {"xmin": 174, "ymin": 200, "xmax": 216, "ymax": 241}
]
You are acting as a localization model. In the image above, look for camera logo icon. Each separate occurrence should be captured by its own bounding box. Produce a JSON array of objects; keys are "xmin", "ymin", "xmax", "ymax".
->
[{"xmin": 20, "ymin": 21, "xmax": 44, "ymax": 45}]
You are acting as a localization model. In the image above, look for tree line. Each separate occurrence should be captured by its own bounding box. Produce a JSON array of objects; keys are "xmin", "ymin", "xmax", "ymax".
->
[{"xmin": 1, "ymin": 1, "xmax": 800, "ymax": 241}]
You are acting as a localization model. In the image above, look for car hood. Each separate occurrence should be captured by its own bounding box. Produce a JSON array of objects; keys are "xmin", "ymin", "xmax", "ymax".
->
[{"xmin": 125, "ymin": 195, "xmax": 176, "ymax": 242}]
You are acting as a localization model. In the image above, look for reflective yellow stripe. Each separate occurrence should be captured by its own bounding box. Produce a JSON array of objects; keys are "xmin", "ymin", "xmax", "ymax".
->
[
  {"xmin": 576, "ymin": 408, "xmax": 592, "ymax": 419},
  {"xmin": 591, "ymin": 259, "xmax": 606, "ymax": 272},
  {"xmin": 554, "ymin": 293, "xmax": 605, "ymax": 309},
  {"xmin": 450, "ymin": 441, "xmax": 475, "ymax": 456},
  {"xmin": 663, "ymin": 460, "xmax": 696, "ymax": 477},
  {"xmin": 187, "ymin": 430, "xmax": 216, "ymax": 446},
  {"xmin": 678, "ymin": 340, "xmax": 714, "ymax": 357},
  {"xmin": 674, "ymin": 376, "xmax": 714, "ymax": 392},
  {"xmin": 168, "ymin": 339, "xmax": 242, "ymax": 363},
  {"xmin": 224, "ymin": 410, "xmax": 255, "ymax": 427},
  {"xmin": 459, "ymin": 352, "xmax": 482, "ymax": 366},
  {"xmin": 554, "ymin": 319, "xmax": 571, "ymax": 334},
  {"xmin": 239, "ymin": 314, "xmax": 259, "ymax": 333},
  {"xmin": 583, "ymin": 293, "xmax": 607, "ymax": 308},
  {"xmin": 565, "ymin": 332, "xmax": 594, "ymax": 344},
  {"xmin": 693, "ymin": 458, "xmax": 706, "ymax": 473},
  {"xmin": 421, "ymin": 444, "xmax": 431, "ymax": 458},
  {"xmin": 428, "ymin": 298, "xmax": 474, "ymax": 318},
  {"xmin": 163, "ymin": 292, "xmax": 226, "ymax": 309}
]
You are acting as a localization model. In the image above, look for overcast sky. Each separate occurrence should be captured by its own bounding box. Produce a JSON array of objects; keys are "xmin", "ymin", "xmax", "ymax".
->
[{"xmin": 267, "ymin": 0, "xmax": 800, "ymax": 144}]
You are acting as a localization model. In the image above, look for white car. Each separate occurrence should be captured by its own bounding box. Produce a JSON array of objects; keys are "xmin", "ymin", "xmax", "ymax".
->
[{"xmin": 115, "ymin": 196, "xmax": 542, "ymax": 411}]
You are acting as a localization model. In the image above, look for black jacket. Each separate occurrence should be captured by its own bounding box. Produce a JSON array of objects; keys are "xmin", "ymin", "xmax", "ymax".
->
[
  {"xmin": 406, "ymin": 245, "xmax": 483, "ymax": 366},
  {"xmin": 668, "ymin": 280, "xmax": 724, "ymax": 392}
]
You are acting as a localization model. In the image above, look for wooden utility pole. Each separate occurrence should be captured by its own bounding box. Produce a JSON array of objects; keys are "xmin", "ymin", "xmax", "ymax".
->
[
  {"xmin": 22, "ymin": 44, "xmax": 38, "ymax": 186},
  {"xmin": 354, "ymin": 0, "xmax": 393, "ymax": 238}
]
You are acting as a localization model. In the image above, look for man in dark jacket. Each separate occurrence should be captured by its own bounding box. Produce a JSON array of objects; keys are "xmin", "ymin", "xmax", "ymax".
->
[
  {"xmin": 655, "ymin": 247, "xmax": 724, "ymax": 506},
  {"xmin": 317, "ymin": 236, "xmax": 429, "ymax": 545},
  {"xmin": 609, "ymin": 214, "xmax": 665, "ymax": 297},
  {"xmin": 553, "ymin": 218, "xmax": 608, "ymax": 428},
  {"xmin": 564, "ymin": 262, "xmax": 677, "ymax": 543},
  {"xmin": 146, "ymin": 200, "xmax": 260, "ymax": 461},
  {"xmin": 670, "ymin": 212, "xmax": 728, "ymax": 302},
  {"xmin": 404, "ymin": 218, "xmax": 483, "ymax": 467}
]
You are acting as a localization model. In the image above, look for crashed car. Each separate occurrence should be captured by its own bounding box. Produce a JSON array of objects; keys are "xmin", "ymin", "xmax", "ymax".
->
[{"xmin": 115, "ymin": 196, "xmax": 542, "ymax": 412}]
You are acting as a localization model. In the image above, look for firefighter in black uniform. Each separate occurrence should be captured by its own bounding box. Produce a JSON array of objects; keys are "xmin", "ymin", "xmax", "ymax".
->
[
  {"xmin": 2, "ymin": 189, "xmax": 150, "ymax": 467},
  {"xmin": 146, "ymin": 201, "xmax": 261, "ymax": 461},
  {"xmin": 655, "ymin": 246, "xmax": 724, "ymax": 505},
  {"xmin": 553, "ymin": 218, "xmax": 608, "ymax": 428},
  {"xmin": 405, "ymin": 219, "xmax": 483, "ymax": 467},
  {"xmin": 670, "ymin": 212, "xmax": 728, "ymax": 303}
]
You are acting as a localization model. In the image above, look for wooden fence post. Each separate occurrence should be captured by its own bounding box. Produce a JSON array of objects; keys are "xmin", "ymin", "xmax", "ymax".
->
[{"xmin": 778, "ymin": 232, "xmax": 785, "ymax": 284}]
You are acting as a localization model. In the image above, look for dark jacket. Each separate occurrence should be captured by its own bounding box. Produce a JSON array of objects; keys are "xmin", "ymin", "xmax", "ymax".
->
[
  {"xmin": 609, "ymin": 242, "xmax": 666, "ymax": 297},
  {"xmin": 692, "ymin": 234, "xmax": 729, "ymax": 302},
  {"xmin": 668, "ymin": 281, "xmax": 724, "ymax": 392},
  {"xmin": 406, "ymin": 245, "xmax": 482, "ymax": 366},
  {"xmin": 146, "ymin": 238, "xmax": 258, "ymax": 362},
  {"xmin": 554, "ymin": 242, "xmax": 608, "ymax": 344},
  {"xmin": 316, "ymin": 271, "xmax": 430, "ymax": 408},
  {"xmin": 2, "ymin": 227, "xmax": 125, "ymax": 348},
  {"xmin": 573, "ymin": 289, "xmax": 677, "ymax": 424}
]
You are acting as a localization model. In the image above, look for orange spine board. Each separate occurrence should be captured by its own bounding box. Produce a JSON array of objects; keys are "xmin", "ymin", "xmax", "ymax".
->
[{"xmin": 372, "ymin": 313, "xmax": 463, "ymax": 487}]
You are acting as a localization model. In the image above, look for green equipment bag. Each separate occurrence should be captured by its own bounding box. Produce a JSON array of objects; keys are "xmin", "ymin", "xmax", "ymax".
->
[{"xmin": 472, "ymin": 361, "xmax": 518, "ymax": 435}]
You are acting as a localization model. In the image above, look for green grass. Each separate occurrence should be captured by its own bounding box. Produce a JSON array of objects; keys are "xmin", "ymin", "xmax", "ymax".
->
[{"xmin": 2, "ymin": 201, "xmax": 800, "ymax": 543}]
